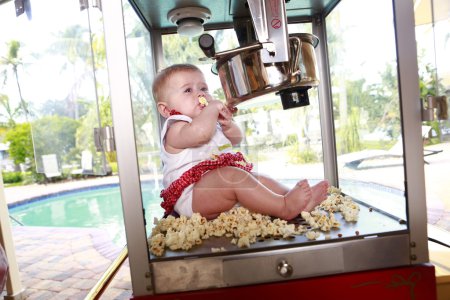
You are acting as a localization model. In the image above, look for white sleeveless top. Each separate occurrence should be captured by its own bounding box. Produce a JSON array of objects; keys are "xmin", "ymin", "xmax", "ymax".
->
[{"xmin": 160, "ymin": 114, "xmax": 233, "ymax": 191}]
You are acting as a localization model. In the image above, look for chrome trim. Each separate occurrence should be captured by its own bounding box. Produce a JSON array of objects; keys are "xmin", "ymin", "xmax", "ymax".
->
[
  {"xmin": 151, "ymin": 234, "xmax": 410, "ymax": 294},
  {"xmin": 102, "ymin": 0, "xmax": 152, "ymax": 296},
  {"xmin": 312, "ymin": 15, "xmax": 338, "ymax": 186},
  {"xmin": 151, "ymin": 30, "xmax": 166, "ymax": 133},
  {"xmin": 392, "ymin": 0, "xmax": 429, "ymax": 263},
  {"xmin": 84, "ymin": 247, "xmax": 128, "ymax": 300}
]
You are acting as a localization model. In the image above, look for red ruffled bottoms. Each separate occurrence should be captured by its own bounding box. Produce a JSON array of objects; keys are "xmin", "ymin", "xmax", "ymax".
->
[{"xmin": 160, "ymin": 152, "xmax": 253, "ymax": 216}]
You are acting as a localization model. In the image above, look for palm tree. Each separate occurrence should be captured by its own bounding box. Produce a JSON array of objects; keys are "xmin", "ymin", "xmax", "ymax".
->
[
  {"xmin": 0, "ymin": 94, "xmax": 21, "ymax": 127},
  {"xmin": 0, "ymin": 40, "xmax": 29, "ymax": 118}
]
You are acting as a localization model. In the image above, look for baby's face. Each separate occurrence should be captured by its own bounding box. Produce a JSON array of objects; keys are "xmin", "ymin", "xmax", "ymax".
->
[{"xmin": 162, "ymin": 70, "xmax": 210, "ymax": 118}]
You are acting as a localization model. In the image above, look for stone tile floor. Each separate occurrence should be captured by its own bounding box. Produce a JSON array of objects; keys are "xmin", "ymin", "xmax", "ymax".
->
[{"xmin": 2, "ymin": 226, "xmax": 132, "ymax": 299}]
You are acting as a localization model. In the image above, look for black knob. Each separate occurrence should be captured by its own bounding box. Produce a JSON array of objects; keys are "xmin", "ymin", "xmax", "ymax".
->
[
  {"xmin": 199, "ymin": 34, "xmax": 215, "ymax": 58},
  {"xmin": 277, "ymin": 260, "xmax": 293, "ymax": 277}
]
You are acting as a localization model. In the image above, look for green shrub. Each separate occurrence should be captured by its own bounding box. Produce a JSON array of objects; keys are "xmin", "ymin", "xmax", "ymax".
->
[
  {"xmin": 284, "ymin": 134, "xmax": 298, "ymax": 146},
  {"xmin": 110, "ymin": 162, "xmax": 118, "ymax": 174},
  {"xmin": 287, "ymin": 144, "xmax": 318, "ymax": 164},
  {"xmin": 2, "ymin": 171, "xmax": 22, "ymax": 184}
]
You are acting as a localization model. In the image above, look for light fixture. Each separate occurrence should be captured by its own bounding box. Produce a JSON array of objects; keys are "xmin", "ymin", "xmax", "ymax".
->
[{"xmin": 167, "ymin": 7, "xmax": 211, "ymax": 37}]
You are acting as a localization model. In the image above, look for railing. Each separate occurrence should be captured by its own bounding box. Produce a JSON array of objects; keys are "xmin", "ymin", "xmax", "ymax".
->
[
  {"xmin": 84, "ymin": 246, "xmax": 128, "ymax": 300},
  {"xmin": 9, "ymin": 215, "xmax": 23, "ymax": 226}
]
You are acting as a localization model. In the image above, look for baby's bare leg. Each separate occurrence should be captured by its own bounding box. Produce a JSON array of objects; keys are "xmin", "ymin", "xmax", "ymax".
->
[
  {"xmin": 192, "ymin": 167, "xmax": 310, "ymax": 220},
  {"xmin": 253, "ymin": 173, "xmax": 290, "ymax": 195},
  {"xmin": 192, "ymin": 167, "xmax": 284, "ymax": 219}
]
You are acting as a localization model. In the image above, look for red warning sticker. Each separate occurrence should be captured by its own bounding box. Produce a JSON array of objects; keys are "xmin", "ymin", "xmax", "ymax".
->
[{"xmin": 271, "ymin": 18, "xmax": 281, "ymax": 29}]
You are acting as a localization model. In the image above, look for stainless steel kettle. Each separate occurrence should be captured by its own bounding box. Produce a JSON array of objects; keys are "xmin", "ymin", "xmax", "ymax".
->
[{"xmin": 207, "ymin": 33, "xmax": 319, "ymax": 108}]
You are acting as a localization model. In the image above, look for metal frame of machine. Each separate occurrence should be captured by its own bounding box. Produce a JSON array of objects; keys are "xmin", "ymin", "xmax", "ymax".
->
[{"xmin": 102, "ymin": 0, "xmax": 429, "ymax": 297}]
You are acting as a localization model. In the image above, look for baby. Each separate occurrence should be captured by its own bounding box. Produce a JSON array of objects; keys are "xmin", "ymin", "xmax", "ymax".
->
[{"xmin": 152, "ymin": 64, "xmax": 329, "ymax": 220}]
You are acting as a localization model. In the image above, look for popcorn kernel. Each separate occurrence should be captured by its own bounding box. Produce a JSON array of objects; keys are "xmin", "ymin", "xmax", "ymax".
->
[{"xmin": 198, "ymin": 96, "xmax": 208, "ymax": 106}]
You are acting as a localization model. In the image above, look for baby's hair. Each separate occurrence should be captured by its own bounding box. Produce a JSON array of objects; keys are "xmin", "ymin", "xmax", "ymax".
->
[{"xmin": 152, "ymin": 64, "xmax": 202, "ymax": 104}]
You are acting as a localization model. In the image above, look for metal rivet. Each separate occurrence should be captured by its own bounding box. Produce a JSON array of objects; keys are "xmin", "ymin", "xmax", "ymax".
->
[
  {"xmin": 410, "ymin": 241, "xmax": 416, "ymax": 247},
  {"xmin": 410, "ymin": 254, "xmax": 417, "ymax": 261}
]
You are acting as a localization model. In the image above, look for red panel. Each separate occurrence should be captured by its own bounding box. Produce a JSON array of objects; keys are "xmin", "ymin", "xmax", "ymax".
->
[{"xmin": 133, "ymin": 264, "xmax": 437, "ymax": 300}]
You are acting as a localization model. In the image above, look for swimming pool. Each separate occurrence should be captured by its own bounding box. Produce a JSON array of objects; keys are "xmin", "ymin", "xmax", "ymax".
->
[
  {"xmin": 8, "ymin": 181, "xmax": 165, "ymax": 246},
  {"xmin": 8, "ymin": 178, "xmax": 407, "ymax": 247}
]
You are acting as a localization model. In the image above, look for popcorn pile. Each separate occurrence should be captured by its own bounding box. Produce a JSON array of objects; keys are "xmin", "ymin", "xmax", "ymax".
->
[
  {"xmin": 148, "ymin": 186, "xmax": 360, "ymax": 256},
  {"xmin": 318, "ymin": 186, "xmax": 360, "ymax": 222},
  {"xmin": 300, "ymin": 186, "xmax": 360, "ymax": 240},
  {"xmin": 149, "ymin": 207, "xmax": 306, "ymax": 256}
]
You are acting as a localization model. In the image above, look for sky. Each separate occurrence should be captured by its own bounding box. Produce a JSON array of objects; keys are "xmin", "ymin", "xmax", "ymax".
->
[{"xmin": 0, "ymin": 0, "xmax": 101, "ymax": 111}]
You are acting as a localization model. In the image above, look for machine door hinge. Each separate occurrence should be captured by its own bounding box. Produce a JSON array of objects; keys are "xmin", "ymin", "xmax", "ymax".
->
[
  {"xmin": 79, "ymin": 0, "xmax": 102, "ymax": 11},
  {"xmin": 14, "ymin": 0, "xmax": 25, "ymax": 16},
  {"xmin": 94, "ymin": 126, "xmax": 115, "ymax": 152}
]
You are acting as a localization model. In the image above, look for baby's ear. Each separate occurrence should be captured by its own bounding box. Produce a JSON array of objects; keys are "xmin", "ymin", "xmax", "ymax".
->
[{"xmin": 157, "ymin": 102, "xmax": 170, "ymax": 118}]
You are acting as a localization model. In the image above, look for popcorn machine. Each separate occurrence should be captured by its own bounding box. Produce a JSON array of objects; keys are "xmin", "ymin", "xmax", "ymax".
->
[{"xmin": 102, "ymin": 0, "xmax": 436, "ymax": 298}]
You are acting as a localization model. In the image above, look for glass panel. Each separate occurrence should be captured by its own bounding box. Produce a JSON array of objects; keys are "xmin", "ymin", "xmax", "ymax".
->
[
  {"xmin": 1, "ymin": 0, "xmax": 129, "ymax": 294},
  {"xmin": 327, "ymin": 0, "xmax": 407, "ymax": 220},
  {"xmin": 415, "ymin": 0, "xmax": 450, "ymax": 234},
  {"xmin": 0, "ymin": 0, "xmax": 110, "ymax": 179},
  {"xmin": 145, "ymin": 6, "xmax": 408, "ymax": 265},
  {"xmin": 160, "ymin": 23, "xmax": 324, "ymax": 183},
  {"xmin": 122, "ymin": 2, "xmax": 165, "ymax": 230},
  {"xmin": 234, "ymin": 23, "xmax": 325, "ymax": 182},
  {"xmin": 149, "ymin": 23, "xmax": 331, "ymax": 257}
]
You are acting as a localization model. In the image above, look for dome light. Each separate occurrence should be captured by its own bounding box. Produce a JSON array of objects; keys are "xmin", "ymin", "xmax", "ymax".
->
[{"xmin": 167, "ymin": 7, "xmax": 211, "ymax": 37}]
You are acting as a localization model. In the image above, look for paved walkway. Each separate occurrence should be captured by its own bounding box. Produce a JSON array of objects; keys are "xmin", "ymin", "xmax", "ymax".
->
[{"xmin": 6, "ymin": 227, "xmax": 132, "ymax": 300}]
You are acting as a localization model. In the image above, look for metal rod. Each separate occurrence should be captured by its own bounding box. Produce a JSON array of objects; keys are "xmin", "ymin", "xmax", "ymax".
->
[
  {"xmin": 84, "ymin": 246, "xmax": 128, "ymax": 300},
  {"xmin": 312, "ymin": 15, "xmax": 339, "ymax": 187},
  {"xmin": 9, "ymin": 215, "xmax": 23, "ymax": 226},
  {"xmin": 392, "ymin": 0, "xmax": 429, "ymax": 264},
  {"xmin": 86, "ymin": 4, "xmax": 109, "ymax": 175},
  {"xmin": 213, "ymin": 42, "xmax": 262, "ymax": 60},
  {"xmin": 102, "ymin": 0, "xmax": 151, "ymax": 295}
]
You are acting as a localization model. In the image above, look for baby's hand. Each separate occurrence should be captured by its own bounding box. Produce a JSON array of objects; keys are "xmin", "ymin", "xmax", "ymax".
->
[
  {"xmin": 203, "ymin": 100, "xmax": 235, "ymax": 129},
  {"xmin": 218, "ymin": 106, "xmax": 234, "ymax": 129},
  {"xmin": 207, "ymin": 99, "xmax": 226, "ymax": 112}
]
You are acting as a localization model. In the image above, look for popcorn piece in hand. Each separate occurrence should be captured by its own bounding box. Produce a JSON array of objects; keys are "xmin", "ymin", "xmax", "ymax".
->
[{"xmin": 198, "ymin": 96, "xmax": 208, "ymax": 107}]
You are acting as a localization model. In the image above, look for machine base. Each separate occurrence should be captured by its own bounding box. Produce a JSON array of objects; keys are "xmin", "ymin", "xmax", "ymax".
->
[{"xmin": 133, "ymin": 264, "xmax": 436, "ymax": 300}]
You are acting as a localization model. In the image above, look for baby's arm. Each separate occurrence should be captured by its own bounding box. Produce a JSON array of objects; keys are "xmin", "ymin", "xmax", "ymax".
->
[
  {"xmin": 164, "ymin": 101, "xmax": 223, "ymax": 152},
  {"xmin": 218, "ymin": 106, "xmax": 243, "ymax": 146}
]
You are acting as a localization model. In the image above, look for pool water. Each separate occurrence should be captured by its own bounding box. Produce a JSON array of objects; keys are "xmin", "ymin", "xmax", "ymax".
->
[
  {"xmin": 8, "ymin": 179, "xmax": 405, "ymax": 247},
  {"xmin": 9, "ymin": 182, "xmax": 164, "ymax": 246}
]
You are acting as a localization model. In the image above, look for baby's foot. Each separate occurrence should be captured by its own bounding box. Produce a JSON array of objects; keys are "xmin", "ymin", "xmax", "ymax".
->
[
  {"xmin": 282, "ymin": 180, "xmax": 312, "ymax": 220},
  {"xmin": 303, "ymin": 180, "xmax": 329, "ymax": 211}
]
